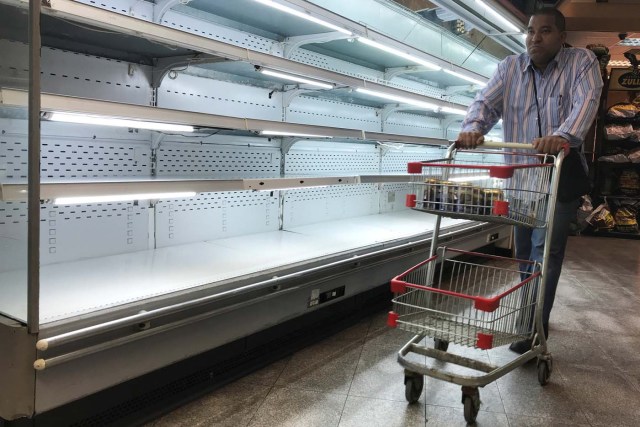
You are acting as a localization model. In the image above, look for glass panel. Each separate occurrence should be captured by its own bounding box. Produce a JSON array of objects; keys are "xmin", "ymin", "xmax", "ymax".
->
[{"xmin": 0, "ymin": 2, "xmax": 30, "ymax": 323}]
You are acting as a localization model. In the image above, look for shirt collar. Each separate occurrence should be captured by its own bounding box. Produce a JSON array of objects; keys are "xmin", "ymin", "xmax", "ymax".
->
[{"xmin": 522, "ymin": 47, "xmax": 566, "ymax": 74}]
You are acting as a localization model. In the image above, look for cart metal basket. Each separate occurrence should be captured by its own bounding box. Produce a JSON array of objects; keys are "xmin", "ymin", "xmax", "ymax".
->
[
  {"xmin": 388, "ymin": 247, "xmax": 540, "ymax": 350},
  {"xmin": 406, "ymin": 150, "xmax": 554, "ymax": 228}
]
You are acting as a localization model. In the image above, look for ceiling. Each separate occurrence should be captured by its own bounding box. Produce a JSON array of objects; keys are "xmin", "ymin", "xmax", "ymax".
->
[{"xmin": 555, "ymin": 0, "xmax": 640, "ymax": 66}]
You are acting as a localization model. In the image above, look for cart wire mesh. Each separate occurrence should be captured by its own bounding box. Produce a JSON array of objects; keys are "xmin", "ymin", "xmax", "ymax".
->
[
  {"xmin": 389, "ymin": 248, "xmax": 540, "ymax": 349},
  {"xmin": 406, "ymin": 150, "xmax": 555, "ymax": 228}
]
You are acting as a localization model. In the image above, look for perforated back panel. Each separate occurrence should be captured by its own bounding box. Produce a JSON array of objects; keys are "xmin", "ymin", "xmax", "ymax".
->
[
  {"xmin": 0, "ymin": 202, "xmax": 28, "ymax": 273},
  {"xmin": 286, "ymin": 142, "xmax": 379, "ymax": 176},
  {"xmin": 0, "ymin": 39, "xmax": 28, "ymax": 89},
  {"xmin": 41, "ymin": 139, "xmax": 151, "ymax": 180},
  {"xmin": 384, "ymin": 113, "xmax": 444, "ymax": 139},
  {"xmin": 381, "ymin": 145, "xmax": 445, "ymax": 173},
  {"xmin": 155, "ymin": 191, "xmax": 279, "ymax": 247},
  {"xmin": 289, "ymin": 49, "xmax": 446, "ymax": 100},
  {"xmin": 162, "ymin": 10, "xmax": 282, "ymax": 55},
  {"xmin": 286, "ymin": 96, "xmax": 380, "ymax": 131},
  {"xmin": 0, "ymin": 138, "xmax": 27, "ymax": 181},
  {"xmin": 75, "ymin": 0, "xmax": 141, "ymax": 16},
  {"xmin": 40, "ymin": 203, "xmax": 150, "ymax": 265},
  {"xmin": 379, "ymin": 183, "xmax": 413, "ymax": 213},
  {"xmin": 157, "ymin": 73, "xmax": 282, "ymax": 120},
  {"xmin": 2, "ymin": 121, "xmax": 152, "ymax": 181},
  {"xmin": 41, "ymin": 47, "xmax": 153, "ymax": 105},
  {"xmin": 156, "ymin": 143, "xmax": 280, "ymax": 178},
  {"xmin": 283, "ymin": 184, "xmax": 379, "ymax": 228}
]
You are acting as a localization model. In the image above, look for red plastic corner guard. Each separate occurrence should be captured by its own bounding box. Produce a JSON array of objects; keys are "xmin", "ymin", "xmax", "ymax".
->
[
  {"xmin": 493, "ymin": 200, "xmax": 509, "ymax": 216},
  {"xmin": 476, "ymin": 333, "xmax": 494, "ymax": 349},
  {"xmin": 390, "ymin": 280, "xmax": 406, "ymax": 294},
  {"xmin": 406, "ymin": 194, "xmax": 417, "ymax": 208},
  {"xmin": 407, "ymin": 162, "xmax": 423, "ymax": 174},
  {"xmin": 387, "ymin": 311, "xmax": 399, "ymax": 328},
  {"xmin": 488, "ymin": 166, "xmax": 515, "ymax": 179},
  {"xmin": 473, "ymin": 297, "xmax": 500, "ymax": 312}
]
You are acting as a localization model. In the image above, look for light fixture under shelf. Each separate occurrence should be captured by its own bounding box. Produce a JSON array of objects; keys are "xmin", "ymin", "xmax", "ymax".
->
[
  {"xmin": 46, "ymin": 112, "xmax": 195, "ymax": 133},
  {"xmin": 357, "ymin": 38, "xmax": 441, "ymax": 71},
  {"xmin": 356, "ymin": 88, "xmax": 439, "ymax": 111},
  {"xmin": 54, "ymin": 192, "xmax": 197, "ymax": 205},
  {"xmin": 475, "ymin": 0, "xmax": 521, "ymax": 33},
  {"xmin": 260, "ymin": 130, "xmax": 333, "ymax": 138},
  {"xmin": 443, "ymin": 69, "xmax": 487, "ymax": 87},
  {"xmin": 258, "ymin": 69, "xmax": 333, "ymax": 89},
  {"xmin": 253, "ymin": 0, "xmax": 353, "ymax": 35},
  {"xmin": 440, "ymin": 106, "xmax": 468, "ymax": 116}
]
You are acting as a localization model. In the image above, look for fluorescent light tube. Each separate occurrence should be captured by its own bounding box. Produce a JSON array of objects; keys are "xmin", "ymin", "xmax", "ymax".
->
[
  {"xmin": 260, "ymin": 130, "xmax": 331, "ymax": 138},
  {"xmin": 253, "ymin": 0, "xmax": 352, "ymax": 35},
  {"xmin": 356, "ymin": 88, "xmax": 439, "ymax": 111},
  {"xmin": 259, "ymin": 69, "xmax": 333, "ymax": 89},
  {"xmin": 357, "ymin": 38, "xmax": 441, "ymax": 71},
  {"xmin": 475, "ymin": 0, "xmax": 520, "ymax": 33},
  {"xmin": 48, "ymin": 112, "xmax": 194, "ymax": 132},
  {"xmin": 443, "ymin": 69, "xmax": 487, "ymax": 87},
  {"xmin": 54, "ymin": 192, "xmax": 197, "ymax": 205},
  {"xmin": 440, "ymin": 106, "xmax": 468, "ymax": 116}
]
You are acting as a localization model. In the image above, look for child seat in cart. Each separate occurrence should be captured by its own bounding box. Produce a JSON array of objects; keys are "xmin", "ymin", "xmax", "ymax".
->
[{"xmin": 388, "ymin": 141, "xmax": 565, "ymax": 424}]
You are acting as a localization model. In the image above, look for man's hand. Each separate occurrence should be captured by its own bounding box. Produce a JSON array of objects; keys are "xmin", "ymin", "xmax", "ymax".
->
[
  {"xmin": 456, "ymin": 132, "xmax": 484, "ymax": 149},
  {"xmin": 532, "ymin": 136, "xmax": 568, "ymax": 154}
]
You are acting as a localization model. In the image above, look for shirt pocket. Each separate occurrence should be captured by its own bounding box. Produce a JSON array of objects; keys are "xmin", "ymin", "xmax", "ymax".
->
[{"xmin": 547, "ymin": 95, "xmax": 567, "ymax": 129}]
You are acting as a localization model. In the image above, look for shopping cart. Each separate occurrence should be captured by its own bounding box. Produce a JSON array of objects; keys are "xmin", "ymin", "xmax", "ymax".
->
[{"xmin": 388, "ymin": 141, "xmax": 564, "ymax": 424}]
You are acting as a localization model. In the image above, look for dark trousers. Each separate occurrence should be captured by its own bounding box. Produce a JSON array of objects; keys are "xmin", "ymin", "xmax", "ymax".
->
[{"xmin": 514, "ymin": 198, "xmax": 577, "ymax": 328}]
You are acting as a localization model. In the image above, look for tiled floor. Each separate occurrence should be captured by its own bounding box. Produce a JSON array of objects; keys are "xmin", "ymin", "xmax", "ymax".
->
[{"xmin": 146, "ymin": 236, "xmax": 640, "ymax": 427}]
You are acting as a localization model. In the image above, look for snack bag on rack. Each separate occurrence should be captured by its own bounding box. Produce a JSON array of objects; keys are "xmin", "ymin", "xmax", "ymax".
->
[
  {"xmin": 618, "ymin": 169, "xmax": 640, "ymax": 196},
  {"xmin": 586, "ymin": 203, "xmax": 616, "ymax": 231},
  {"xmin": 614, "ymin": 205, "xmax": 639, "ymax": 233}
]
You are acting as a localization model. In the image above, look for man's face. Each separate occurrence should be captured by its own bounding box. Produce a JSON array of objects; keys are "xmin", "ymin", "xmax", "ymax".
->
[{"xmin": 526, "ymin": 14, "xmax": 566, "ymax": 69}]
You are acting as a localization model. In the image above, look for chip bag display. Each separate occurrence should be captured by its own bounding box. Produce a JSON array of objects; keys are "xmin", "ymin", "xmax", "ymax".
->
[
  {"xmin": 586, "ymin": 203, "xmax": 616, "ymax": 231},
  {"xmin": 614, "ymin": 206, "xmax": 639, "ymax": 233}
]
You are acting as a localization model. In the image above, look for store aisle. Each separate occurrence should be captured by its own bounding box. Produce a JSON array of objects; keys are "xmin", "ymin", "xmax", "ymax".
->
[{"xmin": 146, "ymin": 236, "xmax": 640, "ymax": 427}]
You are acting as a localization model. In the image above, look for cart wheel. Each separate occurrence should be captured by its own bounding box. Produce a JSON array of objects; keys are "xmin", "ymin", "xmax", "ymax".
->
[
  {"xmin": 434, "ymin": 338, "xmax": 449, "ymax": 352},
  {"xmin": 537, "ymin": 359, "xmax": 551, "ymax": 386},
  {"xmin": 404, "ymin": 374, "xmax": 424, "ymax": 403},
  {"xmin": 461, "ymin": 387, "xmax": 480, "ymax": 424}
]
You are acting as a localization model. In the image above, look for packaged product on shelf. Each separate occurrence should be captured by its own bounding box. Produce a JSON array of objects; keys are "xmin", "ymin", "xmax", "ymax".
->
[
  {"xmin": 598, "ymin": 153, "xmax": 630, "ymax": 163},
  {"xmin": 618, "ymin": 169, "xmax": 640, "ymax": 196},
  {"xmin": 607, "ymin": 103, "xmax": 639, "ymax": 119},
  {"xmin": 441, "ymin": 181, "xmax": 458, "ymax": 212},
  {"xmin": 605, "ymin": 123, "xmax": 636, "ymax": 141},
  {"xmin": 614, "ymin": 205, "xmax": 639, "ymax": 233},
  {"xmin": 586, "ymin": 203, "xmax": 616, "ymax": 231},
  {"xmin": 628, "ymin": 148, "xmax": 640, "ymax": 163},
  {"xmin": 423, "ymin": 178, "xmax": 442, "ymax": 210}
]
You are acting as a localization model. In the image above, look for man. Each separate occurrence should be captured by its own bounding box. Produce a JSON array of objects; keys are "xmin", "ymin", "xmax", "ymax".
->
[{"xmin": 456, "ymin": 8, "xmax": 603, "ymax": 354}]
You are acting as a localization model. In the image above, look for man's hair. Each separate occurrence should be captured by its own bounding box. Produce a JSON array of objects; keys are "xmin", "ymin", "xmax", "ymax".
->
[{"xmin": 532, "ymin": 7, "xmax": 566, "ymax": 32}]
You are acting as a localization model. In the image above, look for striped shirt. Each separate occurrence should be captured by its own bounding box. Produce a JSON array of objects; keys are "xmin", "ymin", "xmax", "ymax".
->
[{"xmin": 461, "ymin": 47, "xmax": 603, "ymax": 162}]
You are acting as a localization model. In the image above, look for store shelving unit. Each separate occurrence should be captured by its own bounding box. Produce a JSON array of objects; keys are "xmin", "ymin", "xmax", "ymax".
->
[
  {"xmin": 0, "ymin": 0, "xmax": 514, "ymax": 424},
  {"xmin": 592, "ymin": 66, "xmax": 640, "ymax": 238}
]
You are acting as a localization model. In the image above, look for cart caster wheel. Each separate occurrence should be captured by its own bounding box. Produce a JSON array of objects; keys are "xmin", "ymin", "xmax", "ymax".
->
[
  {"xmin": 462, "ymin": 387, "xmax": 480, "ymax": 424},
  {"xmin": 404, "ymin": 374, "xmax": 424, "ymax": 403},
  {"xmin": 434, "ymin": 338, "xmax": 449, "ymax": 352},
  {"xmin": 537, "ymin": 359, "xmax": 551, "ymax": 386}
]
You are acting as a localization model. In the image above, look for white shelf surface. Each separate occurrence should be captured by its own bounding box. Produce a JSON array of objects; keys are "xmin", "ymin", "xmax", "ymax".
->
[{"xmin": 0, "ymin": 210, "xmax": 467, "ymax": 324}]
